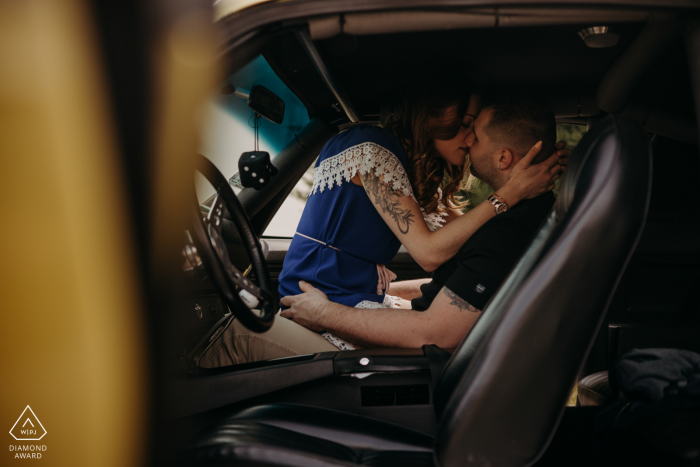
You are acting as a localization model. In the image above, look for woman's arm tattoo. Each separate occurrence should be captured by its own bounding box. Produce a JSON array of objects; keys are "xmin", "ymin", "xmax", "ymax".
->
[
  {"xmin": 443, "ymin": 287, "xmax": 479, "ymax": 313},
  {"xmin": 360, "ymin": 170, "xmax": 415, "ymax": 234}
]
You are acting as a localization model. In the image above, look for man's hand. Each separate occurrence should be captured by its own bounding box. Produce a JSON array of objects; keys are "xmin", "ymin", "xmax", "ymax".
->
[
  {"xmin": 280, "ymin": 282, "xmax": 482, "ymax": 349},
  {"xmin": 279, "ymin": 281, "xmax": 331, "ymax": 332}
]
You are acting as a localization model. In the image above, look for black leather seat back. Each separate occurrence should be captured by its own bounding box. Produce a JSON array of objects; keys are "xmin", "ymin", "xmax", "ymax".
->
[{"xmin": 434, "ymin": 115, "xmax": 652, "ymax": 467}]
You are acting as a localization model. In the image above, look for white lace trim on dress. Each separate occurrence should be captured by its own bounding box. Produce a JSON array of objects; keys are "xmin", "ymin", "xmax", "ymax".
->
[
  {"xmin": 321, "ymin": 333, "xmax": 356, "ymax": 351},
  {"xmin": 428, "ymin": 188, "xmax": 450, "ymax": 232},
  {"xmin": 322, "ymin": 295, "xmax": 402, "ymax": 351},
  {"xmin": 309, "ymin": 142, "xmax": 447, "ymax": 231}
]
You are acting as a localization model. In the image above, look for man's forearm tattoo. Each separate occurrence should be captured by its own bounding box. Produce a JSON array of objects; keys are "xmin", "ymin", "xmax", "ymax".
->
[
  {"xmin": 443, "ymin": 287, "xmax": 479, "ymax": 313},
  {"xmin": 360, "ymin": 170, "xmax": 415, "ymax": 234}
]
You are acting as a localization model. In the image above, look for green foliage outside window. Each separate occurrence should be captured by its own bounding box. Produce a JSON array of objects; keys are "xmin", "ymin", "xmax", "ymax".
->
[{"xmin": 457, "ymin": 123, "xmax": 587, "ymax": 212}]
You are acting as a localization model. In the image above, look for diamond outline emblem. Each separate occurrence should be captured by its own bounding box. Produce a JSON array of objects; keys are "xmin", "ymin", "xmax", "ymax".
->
[{"xmin": 9, "ymin": 406, "xmax": 47, "ymax": 441}]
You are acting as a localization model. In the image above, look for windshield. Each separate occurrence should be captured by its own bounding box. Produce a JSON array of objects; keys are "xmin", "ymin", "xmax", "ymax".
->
[{"xmin": 197, "ymin": 55, "xmax": 310, "ymax": 201}]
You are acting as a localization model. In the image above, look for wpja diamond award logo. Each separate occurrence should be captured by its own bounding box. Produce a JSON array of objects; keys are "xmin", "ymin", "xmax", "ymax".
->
[{"xmin": 9, "ymin": 406, "xmax": 47, "ymax": 459}]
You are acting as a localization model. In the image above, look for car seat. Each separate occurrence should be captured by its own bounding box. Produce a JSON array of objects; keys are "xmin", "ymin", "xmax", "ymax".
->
[{"xmin": 176, "ymin": 114, "xmax": 652, "ymax": 467}]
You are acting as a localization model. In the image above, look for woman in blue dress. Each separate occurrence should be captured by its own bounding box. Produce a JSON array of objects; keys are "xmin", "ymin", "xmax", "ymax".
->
[{"xmin": 277, "ymin": 87, "xmax": 567, "ymax": 350}]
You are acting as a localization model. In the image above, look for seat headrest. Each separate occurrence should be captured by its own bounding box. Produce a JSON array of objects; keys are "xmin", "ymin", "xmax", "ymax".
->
[{"xmin": 435, "ymin": 115, "xmax": 652, "ymax": 467}]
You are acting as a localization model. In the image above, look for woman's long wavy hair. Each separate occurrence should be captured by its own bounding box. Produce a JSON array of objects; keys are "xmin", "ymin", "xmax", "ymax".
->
[{"xmin": 386, "ymin": 83, "xmax": 472, "ymax": 215}]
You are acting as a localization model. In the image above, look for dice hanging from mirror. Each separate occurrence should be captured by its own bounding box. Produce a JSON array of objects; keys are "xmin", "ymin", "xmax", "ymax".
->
[{"xmin": 238, "ymin": 151, "xmax": 278, "ymax": 190}]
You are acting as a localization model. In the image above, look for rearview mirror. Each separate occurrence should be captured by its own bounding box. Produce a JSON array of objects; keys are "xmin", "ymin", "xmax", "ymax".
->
[{"xmin": 248, "ymin": 85, "xmax": 285, "ymax": 124}]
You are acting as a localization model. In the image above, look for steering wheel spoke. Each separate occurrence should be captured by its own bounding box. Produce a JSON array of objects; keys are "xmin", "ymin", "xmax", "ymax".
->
[
  {"xmin": 191, "ymin": 155, "xmax": 276, "ymax": 333},
  {"xmin": 205, "ymin": 193, "xmax": 225, "ymax": 234}
]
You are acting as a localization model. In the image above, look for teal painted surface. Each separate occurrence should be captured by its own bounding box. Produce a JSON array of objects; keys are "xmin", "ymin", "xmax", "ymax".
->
[{"xmin": 217, "ymin": 56, "xmax": 309, "ymax": 154}]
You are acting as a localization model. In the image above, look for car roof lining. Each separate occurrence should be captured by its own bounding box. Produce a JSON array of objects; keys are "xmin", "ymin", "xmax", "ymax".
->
[
  {"xmin": 215, "ymin": 0, "xmax": 700, "ymax": 26},
  {"xmin": 224, "ymin": 4, "xmax": 697, "ymax": 144},
  {"xmin": 308, "ymin": 8, "xmax": 650, "ymax": 40},
  {"xmin": 265, "ymin": 19, "xmax": 647, "ymax": 120}
]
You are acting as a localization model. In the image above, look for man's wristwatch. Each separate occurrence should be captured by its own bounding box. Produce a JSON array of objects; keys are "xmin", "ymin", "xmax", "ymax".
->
[{"xmin": 487, "ymin": 193, "xmax": 509, "ymax": 214}]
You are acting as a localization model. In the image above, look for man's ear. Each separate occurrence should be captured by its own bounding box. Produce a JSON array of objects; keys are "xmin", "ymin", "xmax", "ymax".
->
[{"xmin": 497, "ymin": 148, "xmax": 516, "ymax": 170}]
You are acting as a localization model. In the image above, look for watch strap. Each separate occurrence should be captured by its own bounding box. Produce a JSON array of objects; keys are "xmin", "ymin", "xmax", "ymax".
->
[{"xmin": 488, "ymin": 194, "xmax": 509, "ymax": 214}]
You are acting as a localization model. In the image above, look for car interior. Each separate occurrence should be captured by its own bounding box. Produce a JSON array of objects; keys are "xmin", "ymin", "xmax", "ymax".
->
[
  {"xmin": 3, "ymin": 1, "xmax": 699, "ymax": 466},
  {"xmin": 160, "ymin": 3, "xmax": 700, "ymax": 466}
]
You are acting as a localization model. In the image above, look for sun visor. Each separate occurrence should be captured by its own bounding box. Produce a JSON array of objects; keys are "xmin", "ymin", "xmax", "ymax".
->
[
  {"xmin": 308, "ymin": 15, "xmax": 342, "ymax": 40},
  {"xmin": 309, "ymin": 8, "xmax": 648, "ymax": 40}
]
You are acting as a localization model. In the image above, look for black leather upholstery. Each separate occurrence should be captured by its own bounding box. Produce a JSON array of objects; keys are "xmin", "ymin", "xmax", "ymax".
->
[
  {"xmin": 179, "ymin": 404, "xmax": 435, "ymax": 466},
  {"xmin": 229, "ymin": 405, "xmax": 434, "ymax": 452},
  {"xmin": 179, "ymin": 116, "xmax": 652, "ymax": 467},
  {"xmin": 433, "ymin": 116, "xmax": 650, "ymax": 418},
  {"xmin": 435, "ymin": 115, "xmax": 651, "ymax": 467},
  {"xmin": 578, "ymin": 371, "xmax": 614, "ymax": 406}
]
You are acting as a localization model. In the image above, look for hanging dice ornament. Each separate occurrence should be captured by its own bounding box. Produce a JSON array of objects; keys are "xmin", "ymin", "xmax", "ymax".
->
[{"xmin": 238, "ymin": 151, "xmax": 278, "ymax": 190}]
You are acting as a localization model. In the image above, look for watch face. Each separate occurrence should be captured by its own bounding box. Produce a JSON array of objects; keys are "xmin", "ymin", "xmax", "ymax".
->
[{"xmin": 488, "ymin": 196, "xmax": 505, "ymax": 214}]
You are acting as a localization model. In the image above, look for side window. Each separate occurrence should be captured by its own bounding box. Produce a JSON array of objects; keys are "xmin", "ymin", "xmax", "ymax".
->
[
  {"xmin": 461, "ymin": 122, "xmax": 588, "ymax": 211},
  {"xmin": 197, "ymin": 55, "xmax": 309, "ymax": 205},
  {"xmin": 263, "ymin": 163, "xmax": 315, "ymax": 238}
]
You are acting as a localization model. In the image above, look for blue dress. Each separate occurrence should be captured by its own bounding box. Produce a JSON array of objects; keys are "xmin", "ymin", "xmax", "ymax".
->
[{"xmin": 278, "ymin": 125, "xmax": 418, "ymax": 308}]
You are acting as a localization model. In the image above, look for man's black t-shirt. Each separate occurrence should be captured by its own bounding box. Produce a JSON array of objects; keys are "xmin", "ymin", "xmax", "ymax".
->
[{"xmin": 411, "ymin": 192, "xmax": 555, "ymax": 311}]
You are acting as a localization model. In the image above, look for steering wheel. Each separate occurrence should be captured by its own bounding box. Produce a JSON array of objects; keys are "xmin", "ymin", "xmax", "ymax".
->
[{"xmin": 190, "ymin": 154, "xmax": 275, "ymax": 333}]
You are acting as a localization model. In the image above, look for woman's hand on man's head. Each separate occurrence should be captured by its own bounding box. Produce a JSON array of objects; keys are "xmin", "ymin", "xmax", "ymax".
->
[{"xmin": 502, "ymin": 140, "xmax": 568, "ymax": 203}]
